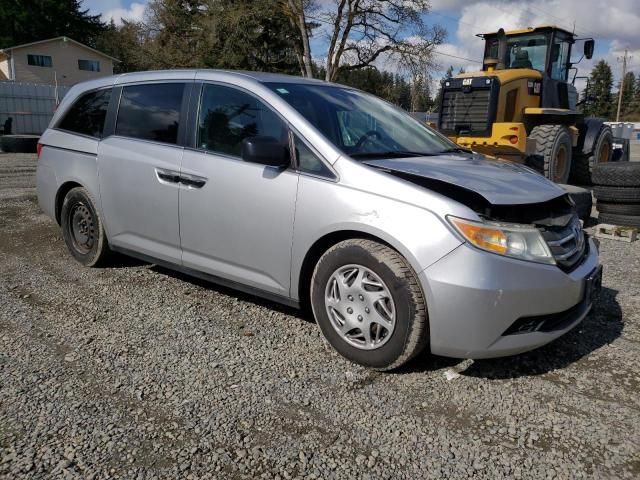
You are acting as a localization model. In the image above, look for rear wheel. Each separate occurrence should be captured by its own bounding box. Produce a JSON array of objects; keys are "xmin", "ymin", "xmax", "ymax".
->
[
  {"xmin": 571, "ymin": 125, "xmax": 613, "ymax": 185},
  {"xmin": 310, "ymin": 239, "xmax": 428, "ymax": 370},
  {"xmin": 526, "ymin": 125, "xmax": 572, "ymax": 184},
  {"xmin": 60, "ymin": 187, "xmax": 111, "ymax": 266}
]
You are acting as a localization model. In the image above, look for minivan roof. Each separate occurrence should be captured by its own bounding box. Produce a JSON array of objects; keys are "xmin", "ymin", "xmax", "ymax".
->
[{"xmin": 70, "ymin": 69, "xmax": 333, "ymax": 91}]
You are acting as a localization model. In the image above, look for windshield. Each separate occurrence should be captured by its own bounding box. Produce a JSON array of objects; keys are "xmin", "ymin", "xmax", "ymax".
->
[
  {"xmin": 265, "ymin": 82, "xmax": 455, "ymax": 158},
  {"xmin": 486, "ymin": 33, "xmax": 548, "ymax": 71},
  {"xmin": 506, "ymin": 33, "xmax": 548, "ymax": 71}
]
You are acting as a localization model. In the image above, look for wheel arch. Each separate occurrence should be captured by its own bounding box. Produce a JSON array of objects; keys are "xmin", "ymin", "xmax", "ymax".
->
[
  {"xmin": 576, "ymin": 117, "xmax": 607, "ymax": 156},
  {"xmin": 55, "ymin": 180, "xmax": 83, "ymax": 225},
  {"xmin": 296, "ymin": 229, "xmax": 419, "ymax": 312}
]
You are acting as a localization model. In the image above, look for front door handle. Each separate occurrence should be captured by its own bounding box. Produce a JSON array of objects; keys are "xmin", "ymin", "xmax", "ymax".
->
[{"xmin": 155, "ymin": 168, "xmax": 181, "ymax": 184}]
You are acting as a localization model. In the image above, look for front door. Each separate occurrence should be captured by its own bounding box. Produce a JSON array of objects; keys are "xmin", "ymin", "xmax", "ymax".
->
[
  {"xmin": 98, "ymin": 82, "xmax": 188, "ymax": 263},
  {"xmin": 179, "ymin": 83, "xmax": 298, "ymax": 297}
]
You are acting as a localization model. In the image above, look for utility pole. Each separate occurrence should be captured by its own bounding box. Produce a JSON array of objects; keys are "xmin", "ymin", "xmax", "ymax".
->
[{"xmin": 616, "ymin": 49, "xmax": 629, "ymax": 121}]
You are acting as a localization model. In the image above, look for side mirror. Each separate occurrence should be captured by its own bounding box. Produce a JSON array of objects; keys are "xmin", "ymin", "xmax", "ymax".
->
[
  {"xmin": 584, "ymin": 39, "xmax": 595, "ymax": 59},
  {"xmin": 241, "ymin": 136, "xmax": 289, "ymax": 167},
  {"xmin": 550, "ymin": 43, "xmax": 560, "ymax": 62}
]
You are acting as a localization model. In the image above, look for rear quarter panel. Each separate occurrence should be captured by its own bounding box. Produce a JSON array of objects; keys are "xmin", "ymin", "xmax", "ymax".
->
[{"xmin": 36, "ymin": 129, "xmax": 102, "ymax": 226}]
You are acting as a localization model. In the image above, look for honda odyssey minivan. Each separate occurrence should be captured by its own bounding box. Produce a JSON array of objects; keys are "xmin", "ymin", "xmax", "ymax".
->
[{"xmin": 36, "ymin": 70, "xmax": 601, "ymax": 370}]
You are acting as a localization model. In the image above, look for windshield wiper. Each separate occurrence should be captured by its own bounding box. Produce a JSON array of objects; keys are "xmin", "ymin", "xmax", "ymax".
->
[
  {"xmin": 350, "ymin": 150, "xmax": 438, "ymax": 159},
  {"xmin": 437, "ymin": 146, "xmax": 473, "ymax": 154}
]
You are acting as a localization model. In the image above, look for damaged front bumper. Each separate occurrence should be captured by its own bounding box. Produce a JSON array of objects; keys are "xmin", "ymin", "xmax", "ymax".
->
[{"xmin": 419, "ymin": 237, "xmax": 600, "ymax": 359}]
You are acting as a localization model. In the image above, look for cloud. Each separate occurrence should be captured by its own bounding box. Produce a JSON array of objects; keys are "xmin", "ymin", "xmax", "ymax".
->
[
  {"xmin": 84, "ymin": 0, "xmax": 147, "ymax": 25},
  {"xmin": 102, "ymin": 2, "xmax": 147, "ymax": 25}
]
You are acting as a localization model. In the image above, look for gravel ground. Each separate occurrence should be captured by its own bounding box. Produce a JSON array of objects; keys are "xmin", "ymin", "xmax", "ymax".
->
[{"xmin": 1, "ymin": 153, "xmax": 639, "ymax": 479}]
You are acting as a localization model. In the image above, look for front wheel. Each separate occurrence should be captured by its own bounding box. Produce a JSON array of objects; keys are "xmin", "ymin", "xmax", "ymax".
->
[
  {"xmin": 310, "ymin": 239, "xmax": 429, "ymax": 370},
  {"xmin": 60, "ymin": 187, "xmax": 111, "ymax": 266}
]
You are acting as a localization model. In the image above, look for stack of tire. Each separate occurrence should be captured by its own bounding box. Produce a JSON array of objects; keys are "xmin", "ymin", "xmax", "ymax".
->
[{"xmin": 592, "ymin": 162, "xmax": 640, "ymax": 228}]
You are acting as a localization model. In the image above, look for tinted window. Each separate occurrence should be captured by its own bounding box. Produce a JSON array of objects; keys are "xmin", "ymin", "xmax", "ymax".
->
[
  {"xmin": 27, "ymin": 54, "xmax": 52, "ymax": 67},
  {"xmin": 116, "ymin": 83, "xmax": 185, "ymax": 144},
  {"xmin": 197, "ymin": 84, "xmax": 287, "ymax": 157},
  {"xmin": 294, "ymin": 135, "xmax": 333, "ymax": 177},
  {"xmin": 58, "ymin": 88, "xmax": 111, "ymax": 138},
  {"xmin": 78, "ymin": 59, "xmax": 100, "ymax": 72}
]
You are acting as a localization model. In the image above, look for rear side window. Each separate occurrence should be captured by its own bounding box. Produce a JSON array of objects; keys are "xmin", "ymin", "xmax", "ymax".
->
[
  {"xmin": 58, "ymin": 88, "xmax": 111, "ymax": 138},
  {"xmin": 116, "ymin": 83, "xmax": 185, "ymax": 144}
]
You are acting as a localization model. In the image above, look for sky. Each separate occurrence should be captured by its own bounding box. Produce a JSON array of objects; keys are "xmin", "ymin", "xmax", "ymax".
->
[{"xmin": 85, "ymin": 0, "xmax": 640, "ymax": 89}]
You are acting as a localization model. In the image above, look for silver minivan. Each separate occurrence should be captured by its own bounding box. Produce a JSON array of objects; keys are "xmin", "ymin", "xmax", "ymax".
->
[{"xmin": 36, "ymin": 70, "xmax": 601, "ymax": 370}]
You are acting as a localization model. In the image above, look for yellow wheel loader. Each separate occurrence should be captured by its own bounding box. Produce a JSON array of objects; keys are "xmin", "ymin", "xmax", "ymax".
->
[{"xmin": 438, "ymin": 26, "xmax": 612, "ymax": 185}]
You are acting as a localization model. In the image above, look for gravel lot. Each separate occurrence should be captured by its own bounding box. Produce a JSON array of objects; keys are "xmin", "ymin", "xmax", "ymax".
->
[{"xmin": 1, "ymin": 153, "xmax": 639, "ymax": 479}]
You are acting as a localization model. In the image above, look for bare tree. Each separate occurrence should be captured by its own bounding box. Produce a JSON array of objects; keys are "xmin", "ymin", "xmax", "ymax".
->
[
  {"xmin": 284, "ymin": 0, "xmax": 445, "ymax": 81},
  {"xmin": 282, "ymin": 0, "xmax": 316, "ymax": 77}
]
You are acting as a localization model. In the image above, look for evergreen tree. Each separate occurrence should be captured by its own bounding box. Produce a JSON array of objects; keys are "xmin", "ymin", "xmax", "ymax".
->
[
  {"xmin": 96, "ymin": 19, "xmax": 152, "ymax": 73},
  {"xmin": 619, "ymin": 71, "xmax": 636, "ymax": 120},
  {"xmin": 634, "ymin": 73, "xmax": 640, "ymax": 119},
  {"xmin": 144, "ymin": 0, "xmax": 206, "ymax": 68},
  {"xmin": 0, "ymin": 0, "xmax": 106, "ymax": 48},
  {"xmin": 582, "ymin": 60, "xmax": 613, "ymax": 119},
  {"xmin": 410, "ymin": 74, "xmax": 433, "ymax": 112},
  {"xmin": 199, "ymin": 0, "xmax": 300, "ymax": 74}
]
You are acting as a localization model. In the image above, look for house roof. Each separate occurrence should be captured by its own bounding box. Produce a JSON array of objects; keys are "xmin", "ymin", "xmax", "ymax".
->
[{"xmin": 0, "ymin": 36, "xmax": 120, "ymax": 62}]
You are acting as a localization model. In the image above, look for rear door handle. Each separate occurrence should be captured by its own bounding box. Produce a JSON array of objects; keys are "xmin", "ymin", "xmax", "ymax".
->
[{"xmin": 180, "ymin": 172, "xmax": 207, "ymax": 189}]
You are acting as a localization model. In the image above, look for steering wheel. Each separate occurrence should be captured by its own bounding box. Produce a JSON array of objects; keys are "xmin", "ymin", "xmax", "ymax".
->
[{"xmin": 354, "ymin": 130, "xmax": 382, "ymax": 150}]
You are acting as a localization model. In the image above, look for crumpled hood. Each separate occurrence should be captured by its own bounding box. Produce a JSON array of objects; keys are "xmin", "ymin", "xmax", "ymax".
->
[{"xmin": 363, "ymin": 153, "xmax": 566, "ymax": 205}]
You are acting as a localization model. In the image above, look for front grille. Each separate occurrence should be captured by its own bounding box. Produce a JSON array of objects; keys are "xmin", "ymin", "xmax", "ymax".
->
[
  {"xmin": 539, "ymin": 216, "xmax": 587, "ymax": 271},
  {"xmin": 438, "ymin": 77, "xmax": 499, "ymax": 136}
]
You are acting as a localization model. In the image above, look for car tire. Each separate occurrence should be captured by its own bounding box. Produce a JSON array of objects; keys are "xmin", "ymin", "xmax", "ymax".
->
[
  {"xmin": 596, "ymin": 202, "xmax": 640, "ymax": 216},
  {"xmin": 60, "ymin": 187, "xmax": 111, "ymax": 267},
  {"xmin": 0, "ymin": 135, "xmax": 39, "ymax": 153},
  {"xmin": 570, "ymin": 125, "xmax": 613, "ymax": 185},
  {"xmin": 598, "ymin": 212, "xmax": 640, "ymax": 228},
  {"xmin": 310, "ymin": 239, "xmax": 428, "ymax": 371},
  {"xmin": 526, "ymin": 124, "xmax": 573, "ymax": 184},
  {"xmin": 560, "ymin": 184, "xmax": 592, "ymax": 221},
  {"xmin": 593, "ymin": 186, "xmax": 640, "ymax": 204},
  {"xmin": 592, "ymin": 161, "xmax": 640, "ymax": 187}
]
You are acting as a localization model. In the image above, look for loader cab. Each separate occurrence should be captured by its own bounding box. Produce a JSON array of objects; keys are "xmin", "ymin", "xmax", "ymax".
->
[{"xmin": 481, "ymin": 27, "xmax": 581, "ymax": 82}]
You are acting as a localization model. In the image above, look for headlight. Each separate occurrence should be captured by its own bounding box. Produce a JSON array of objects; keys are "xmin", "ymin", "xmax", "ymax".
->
[{"xmin": 448, "ymin": 216, "xmax": 555, "ymax": 265}]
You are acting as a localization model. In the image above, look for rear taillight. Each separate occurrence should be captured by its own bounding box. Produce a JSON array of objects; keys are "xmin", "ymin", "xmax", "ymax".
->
[{"xmin": 37, "ymin": 143, "xmax": 43, "ymax": 158}]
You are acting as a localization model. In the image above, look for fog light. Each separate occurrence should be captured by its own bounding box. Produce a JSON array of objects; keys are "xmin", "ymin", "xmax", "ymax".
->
[{"xmin": 509, "ymin": 135, "xmax": 518, "ymax": 144}]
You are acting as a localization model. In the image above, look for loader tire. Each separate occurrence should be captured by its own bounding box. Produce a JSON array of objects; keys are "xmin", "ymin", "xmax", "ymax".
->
[
  {"xmin": 570, "ymin": 125, "xmax": 613, "ymax": 185},
  {"xmin": 526, "ymin": 125, "xmax": 572, "ymax": 184}
]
